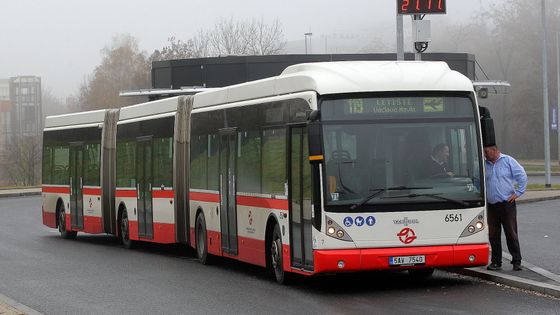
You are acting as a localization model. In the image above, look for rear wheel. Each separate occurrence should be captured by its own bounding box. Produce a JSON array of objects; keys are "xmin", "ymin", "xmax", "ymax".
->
[
  {"xmin": 120, "ymin": 208, "xmax": 134, "ymax": 249},
  {"xmin": 269, "ymin": 224, "xmax": 291, "ymax": 284},
  {"xmin": 195, "ymin": 213, "xmax": 211, "ymax": 265},
  {"xmin": 58, "ymin": 203, "xmax": 77, "ymax": 239}
]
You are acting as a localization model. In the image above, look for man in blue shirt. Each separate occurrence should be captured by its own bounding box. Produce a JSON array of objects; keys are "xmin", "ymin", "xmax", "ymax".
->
[{"xmin": 484, "ymin": 145, "xmax": 527, "ymax": 271}]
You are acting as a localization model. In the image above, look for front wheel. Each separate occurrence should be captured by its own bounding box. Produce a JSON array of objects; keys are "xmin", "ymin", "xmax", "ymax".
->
[
  {"xmin": 120, "ymin": 209, "xmax": 134, "ymax": 249},
  {"xmin": 58, "ymin": 204, "xmax": 77, "ymax": 239},
  {"xmin": 195, "ymin": 213, "xmax": 211, "ymax": 265},
  {"xmin": 269, "ymin": 224, "xmax": 292, "ymax": 284}
]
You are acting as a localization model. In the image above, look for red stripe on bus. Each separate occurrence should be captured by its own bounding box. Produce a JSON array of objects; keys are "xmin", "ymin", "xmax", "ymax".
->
[
  {"xmin": 128, "ymin": 220, "xmax": 175, "ymax": 244},
  {"xmin": 313, "ymin": 244, "xmax": 489, "ymax": 273},
  {"xmin": 236, "ymin": 195, "xmax": 289, "ymax": 211},
  {"xmin": 237, "ymin": 236, "xmax": 266, "ymax": 267},
  {"xmin": 115, "ymin": 190, "xmax": 137, "ymax": 198},
  {"xmin": 152, "ymin": 190, "xmax": 174, "ymax": 199},
  {"xmin": 43, "ymin": 210, "xmax": 57, "ymax": 228},
  {"xmin": 42, "ymin": 186, "xmax": 70, "ymax": 194},
  {"xmin": 189, "ymin": 191, "xmax": 220, "ymax": 203},
  {"xmin": 81, "ymin": 216, "xmax": 104, "ymax": 234},
  {"xmin": 83, "ymin": 188, "xmax": 102, "ymax": 196}
]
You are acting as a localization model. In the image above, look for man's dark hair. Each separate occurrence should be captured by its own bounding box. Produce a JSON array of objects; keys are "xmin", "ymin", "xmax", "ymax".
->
[{"xmin": 432, "ymin": 143, "xmax": 448, "ymax": 156}]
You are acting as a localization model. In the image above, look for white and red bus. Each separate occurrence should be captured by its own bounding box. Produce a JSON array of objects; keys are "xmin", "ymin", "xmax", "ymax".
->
[{"xmin": 43, "ymin": 61, "xmax": 491, "ymax": 283}]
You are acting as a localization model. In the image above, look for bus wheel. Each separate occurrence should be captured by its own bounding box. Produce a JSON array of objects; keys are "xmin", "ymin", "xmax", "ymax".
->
[
  {"xmin": 408, "ymin": 268, "xmax": 434, "ymax": 278},
  {"xmin": 120, "ymin": 209, "xmax": 134, "ymax": 249},
  {"xmin": 195, "ymin": 213, "xmax": 211, "ymax": 265},
  {"xmin": 270, "ymin": 224, "xmax": 291, "ymax": 284},
  {"xmin": 58, "ymin": 204, "xmax": 77, "ymax": 239}
]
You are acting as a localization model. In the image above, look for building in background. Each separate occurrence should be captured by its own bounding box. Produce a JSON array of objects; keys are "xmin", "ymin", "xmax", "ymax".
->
[{"xmin": 0, "ymin": 76, "xmax": 42, "ymax": 185}]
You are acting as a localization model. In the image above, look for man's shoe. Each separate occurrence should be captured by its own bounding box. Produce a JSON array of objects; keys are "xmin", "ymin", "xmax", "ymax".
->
[
  {"xmin": 487, "ymin": 263, "xmax": 502, "ymax": 271},
  {"xmin": 513, "ymin": 264, "xmax": 522, "ymax": 271}
]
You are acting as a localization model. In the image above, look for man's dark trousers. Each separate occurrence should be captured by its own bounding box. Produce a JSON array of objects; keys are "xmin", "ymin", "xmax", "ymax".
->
[{"xmin": 487, "ymin": 201, "xmax": 522, "ymax": 265}]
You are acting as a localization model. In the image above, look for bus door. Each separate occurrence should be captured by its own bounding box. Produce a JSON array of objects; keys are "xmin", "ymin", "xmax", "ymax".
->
[
  {"xmin": 219, "ymin": 128, "xmax": 238, "ymax": 255},
  {"xmin": 69, "ymin": 143, "xmax": 84, "ymax": 229},
  {"xmin": 288, "ymin": 125, "xmax": 314, "ymax": 271},
  {"xmin": 136, "ymin": 137, "xmax": 153, "ymax": 239}
]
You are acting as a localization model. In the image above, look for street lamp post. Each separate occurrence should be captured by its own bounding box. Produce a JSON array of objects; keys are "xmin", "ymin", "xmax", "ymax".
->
[
  {"xmin": 304, "ymin": 32, "xmax": 313, "ymax": 54},
  {"xmin": 557, "ymin": 31, "xmax": 560, "ymax": 165},
  {"xmin": 542, "ymin": 0, "xmax": 551, "ymax": 187}
]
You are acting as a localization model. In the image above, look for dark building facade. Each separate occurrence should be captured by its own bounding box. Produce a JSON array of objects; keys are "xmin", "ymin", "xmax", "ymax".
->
[{"xmin": 152, "ymin": 53, "xmax": 476, "ymax": 90}]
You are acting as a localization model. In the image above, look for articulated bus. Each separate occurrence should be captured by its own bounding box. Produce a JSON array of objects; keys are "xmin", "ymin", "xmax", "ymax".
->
[{"xmin": 42, "ymin": 61, "xmax": 493, "ymax": 283}]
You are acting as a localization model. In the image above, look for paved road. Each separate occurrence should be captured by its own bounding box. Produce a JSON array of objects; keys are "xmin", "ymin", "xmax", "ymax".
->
[
  {"xmin": 516, "ymin": 199, "xmax": 560, "ymax": 275},
  {"xmin": 1, "ymin": 196, "xmax": 559, "ymax": 314}
]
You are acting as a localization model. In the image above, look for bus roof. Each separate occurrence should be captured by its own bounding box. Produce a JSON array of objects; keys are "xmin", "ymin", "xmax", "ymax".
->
[
  {"xmin": 44, "ymin": 109, "xmax": 107, "ymax": 128},
  {"xmin": 119, "ymin": 96, "xmax": 180, "ymax": 122},
  {"xmin": 194, "ymin": 61, "xmax": 474, "ymax": 108}
]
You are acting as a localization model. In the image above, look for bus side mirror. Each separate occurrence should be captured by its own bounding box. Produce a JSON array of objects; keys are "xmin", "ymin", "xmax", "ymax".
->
[
  {"xmin": 479, "ymin": 106, "xmax": 496, "ymax": 147},
  {"xmin": 308, "ymin": 121, "xmax": 324, "ymax": 163}
]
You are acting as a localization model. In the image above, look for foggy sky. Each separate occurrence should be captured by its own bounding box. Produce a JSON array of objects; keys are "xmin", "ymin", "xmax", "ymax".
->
[{"xmin": 0, "ymin": 0, "xmax": 500, "ymax": 98}]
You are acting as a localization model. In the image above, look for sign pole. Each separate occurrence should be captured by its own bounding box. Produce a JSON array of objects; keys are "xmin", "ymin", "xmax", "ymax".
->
[
  {"xmin": 542, "ymin": 0, "xmax": 551, "ymax": 187},
  {"xmin": 397, "ymin": 14, "xmax": 404, "ymax": 61}
]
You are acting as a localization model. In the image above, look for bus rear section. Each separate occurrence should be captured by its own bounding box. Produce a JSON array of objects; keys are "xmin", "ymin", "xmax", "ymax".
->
[{"xmin": 42, "ymin": 109, "xmax": 118, "ymax": 238}]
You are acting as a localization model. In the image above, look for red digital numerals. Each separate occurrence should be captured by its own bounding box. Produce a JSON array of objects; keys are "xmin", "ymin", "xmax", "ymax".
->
[{"xmin": 399, "ymin": 0, "xmax": 445, "ymax": 14}]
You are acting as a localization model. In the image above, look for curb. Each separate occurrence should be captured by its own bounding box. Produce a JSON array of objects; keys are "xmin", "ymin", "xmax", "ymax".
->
[
  {"xmin": 453, "ymin": 268, "xmax": 560, "ymax": 298},
  {"xmin": 517, "ymin": 194, "xmax": 560, "ymax": 204},
  {"xmin": 0, "ymin": 191, "xmax": 41, "ymax": 198},
  {"xmin": 0, "ymin": 293, "xmax": 42, "ymax": 315}
]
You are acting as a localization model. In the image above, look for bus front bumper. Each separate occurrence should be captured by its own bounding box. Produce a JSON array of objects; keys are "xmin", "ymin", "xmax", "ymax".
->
[{"xmin": 313, "ymin": 244, "xmax": 489, "ymax": 274}]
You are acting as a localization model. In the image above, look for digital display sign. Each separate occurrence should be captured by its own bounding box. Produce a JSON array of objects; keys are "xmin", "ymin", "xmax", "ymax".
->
[{"xmin": 397, "ymin": 0, "xmax": 446, "ymax": 15}]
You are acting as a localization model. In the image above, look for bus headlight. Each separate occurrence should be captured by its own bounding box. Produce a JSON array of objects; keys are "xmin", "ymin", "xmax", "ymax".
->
[
  {"xmin": 460, "ymin": 210, "xmax": 485, "ymax": 238},
  {"xmin": 325, "ymin": 215, "xmax": 353, "ymax": 242}
]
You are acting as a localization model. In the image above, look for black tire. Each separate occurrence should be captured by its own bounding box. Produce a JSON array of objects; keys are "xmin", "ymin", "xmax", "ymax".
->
[
  {"xmin": 58, "ymin": 203, "xmax": 77, "ymax": 239},
  {"xmin": 195, "ymin": 213, "xmax": 211, "ymax": 265},
  {"xmin": 120, "ymin": 208, "xmax": 134, "ymax": 249},
  {"xmin": 269, "ymin": 224, "xmax": 292, "ymax": 284},
  {"xmin": 408, "ymin": 268, "xmax": 434, "ymax": 278}
]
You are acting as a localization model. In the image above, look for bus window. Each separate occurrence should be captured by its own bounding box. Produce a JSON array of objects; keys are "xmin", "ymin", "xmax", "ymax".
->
[
  {"xmin": 262, "ymin": 128, "xmax": 286, "ymax": 195},
  {"xmin": 191, "ymin": 135, "xmax": 208, "ymax": 189},
  {"xmin": 207, "ymin": 134, "xmax": 219, "ymax": 191},
  {"xmin": 153, "ymin": 137, "xmax": 173, "ymax": 188},
  {"xmin": 53, "ymin": 146, "xmax": 69, "ymax": 185},
  {"xmin": 116, "ymin": 140, "xmax": 136, "ymax": 187},
  {"xmin": 42, "ymin": 145, "xmax": 53, "ymax": 184},
  {"xmin": 237, "ymin": 130, "xmax": 262, "ymax": 193},
  {"xmin": 83, "ymin": 143, "xmax": 101, "ymax": 186}
]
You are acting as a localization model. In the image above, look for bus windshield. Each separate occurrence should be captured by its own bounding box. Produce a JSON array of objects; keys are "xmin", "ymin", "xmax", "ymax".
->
[{"xmin": 320, "ymin": 94, "xmax": 483, "ymax": 212}]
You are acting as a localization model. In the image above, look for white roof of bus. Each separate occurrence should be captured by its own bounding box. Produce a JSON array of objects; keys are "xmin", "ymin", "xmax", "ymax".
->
[
  {"xmin": 194, "ymin": 61, "xmax": 474, "ymax": 108},
  {"xmin": 118, "ymin": 96, "xmax": 180, "ymax": 121},
  {"xmin": 44, "ymin": 109, "xmax": 107, "ymax": 128}
]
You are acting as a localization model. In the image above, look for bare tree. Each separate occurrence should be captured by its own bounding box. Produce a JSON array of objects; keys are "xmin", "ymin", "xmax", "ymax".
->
[
  {"xmin": 78, "ymin": 34, "xmax": 150, "ymax": 111},
  {"xmin": 42, "ymin": 87, "xmax": 66, "ymax": 117},
  {"xmin": 150, "ymin": 17, "xmax": 286, "ymax": 61},
  {"xmin": 431, "ymin": 0, "xmax": 560, "ymax": 159},
  {"xmin": 6, "ymin": 135, "xmax": 42, "ymax": 186},
  {"xmin": 245, "ymin": 18, "xmax": 286, "ymax": 55}
]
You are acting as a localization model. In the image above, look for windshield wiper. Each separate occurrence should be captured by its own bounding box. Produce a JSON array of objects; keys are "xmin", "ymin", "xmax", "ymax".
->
[
  {"xmin": 349, "ymin": 186, "xmax": 432, "ymax": 211},
  {"xmin": 382, "ymin": 193, "xmax": 469, "ymax": 207}
]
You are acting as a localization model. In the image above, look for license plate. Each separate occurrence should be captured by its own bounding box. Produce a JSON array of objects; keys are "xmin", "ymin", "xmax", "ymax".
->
[{"xmin": 389, "ymin": 255, "xmax": 426, "ymax": 266}]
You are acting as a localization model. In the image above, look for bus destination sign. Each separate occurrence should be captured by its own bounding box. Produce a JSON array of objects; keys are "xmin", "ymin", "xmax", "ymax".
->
[
  {"xmin": 397, "ymin": 0, "xmax": 446, "ymax": 15},
  {"xmin": 346, "ymin": 97, "xmax": 444, "ymax": 115}
]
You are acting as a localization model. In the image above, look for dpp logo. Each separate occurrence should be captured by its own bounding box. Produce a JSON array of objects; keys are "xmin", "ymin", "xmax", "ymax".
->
[{"xmin": 397, "ymin": 227, "xmax": 417, "ymax": 244}]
